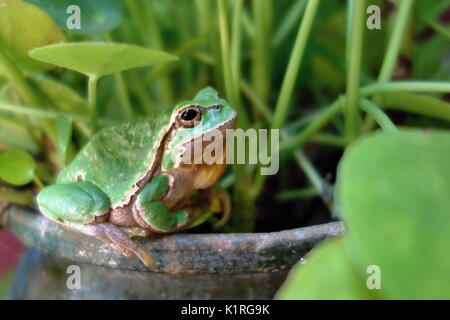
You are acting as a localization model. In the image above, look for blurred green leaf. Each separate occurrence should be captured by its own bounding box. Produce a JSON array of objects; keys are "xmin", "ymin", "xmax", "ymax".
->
[
  {"xmin": 32, "ymin": 77, "xmax": 89, "ymax": 115},
  {"xmin": 0, "ymin": 0, "xmax": 65, "ymax": 74},
  {"xmin": 55, "ymin": 113, "xmax": 72, "ymax": 165},
  {"xmin": 29, "ymin": 42, "xmax": 179, "ymax": 78},
  {"xmin": 412, "ymin": 36, "xmax": 450, "ymax": 80},
  {"xmin": 276, "ymin": 238, "xmax": 376, "ymax": 300},
  {"xmin": 25, "ymin": 0, "xmax": 124, "ymax": 34},
  {"xmin": 0, "ymin": 114, "xmax": 40, "ymax": 154},
  {"xmin": 0, "ymin": 150, "xmax": 36, "ymax": 185},
  {"xmin": 338, "ymin": 129, "xmax": 450, "ymax": 299}
]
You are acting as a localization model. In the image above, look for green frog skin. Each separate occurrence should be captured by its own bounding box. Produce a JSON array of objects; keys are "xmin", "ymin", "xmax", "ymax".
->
[{"xmin": 37, "ymin": 87, "xmax": 237, "ymax": 266}]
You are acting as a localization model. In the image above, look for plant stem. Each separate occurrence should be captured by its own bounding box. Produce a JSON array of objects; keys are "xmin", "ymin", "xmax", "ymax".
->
[
  {"xmin": 106, "ymin": 33, "xmax": 133, "ymax": 120},
  {"xmin": 114, "ymin": 73, "xmax": 133, "ymax": 120},
  {"xmin": 293, "ymin": 149, "xmax": 324, "ymax": 199},
  {"xmin": 33, "ymin": 175, "xmax": 45, "ymax": 189},
  {"xmin": 231, "ymin": 0, "xmax": 243, "ymax": 91},
  {"xmin": 272, "ymin": 0, "xmax": 307, "ymax": 47},
  {"xmin": 272, "ymin": 0, "xmax": 320, "ymax": 129},
  {"xmin": 364, "ymin": 0, "xmax": 414, "ymax": 130},
  {"xmin": 0, "ymin": 100, "xmax": 74, "ymax": 119},
  {"xmin": 88, "ymin": 75, "xmax": 99, "ymax": 133},
  {"xmin": 240, "ymin": 79, "xmax": 272, "ymax": 122},
  {"xmin": 424, "ymin": 18, "xmax": 450, "ymax": 40},
  {"xmin": 217, "ymin": 0, "xmax": 249, "ymax": 128},
  {"xmin": 345, "ymin": 0, "xmax": 355, "ymax": 68},
  {"xmin": 344, "ymin": 0, "xmax": 365, "ymax": 142},
  {"xmin": 275, "ymin": 187, "xmax": 319, "ymax": 201},
  {"xmin": 278, "ymin": 80, "xmax": 450, "ymax": 155},
  {"xmin": 377, "ymin": 0, "xmax": 414, "ymax": 83},
  {"xmin": 310, "ymin": 133, "xmax": 346, "ymax": 147},
  {"xmin": 360, "ymin": 98, "xmax": 397, "ymax": 132},
  {"xmin": 280, "ymin": 98, "xmax": 342, "ymax": 154},
  {"xmin": 0, "ymin": 100, "xmax": 118, "ymax": 127},
  {"xmin": 360, "ymin": 81, "xmax": 450, "ymax": 95},
  {"xmin": 376, "ymin": 92, "xmax": 450, "ymax": 123},
  {"xmin": 138, "ymin": 0, "xmax": 174, "ymax": 105},
  {"xmin": 252, "ymin": 0, "xmax": 272, "ymax": 103}
]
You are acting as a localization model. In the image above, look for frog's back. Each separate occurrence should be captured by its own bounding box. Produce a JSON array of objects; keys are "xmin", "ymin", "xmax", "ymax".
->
[{"xmin": 57, "ymin": 113, "xmax": 171, "ymax": 206}]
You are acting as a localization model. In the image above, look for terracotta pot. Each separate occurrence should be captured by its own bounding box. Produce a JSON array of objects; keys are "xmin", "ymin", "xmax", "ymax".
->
[{"xmin": 4, "ymin": 205, "xmax": 343, "ymax": 299}]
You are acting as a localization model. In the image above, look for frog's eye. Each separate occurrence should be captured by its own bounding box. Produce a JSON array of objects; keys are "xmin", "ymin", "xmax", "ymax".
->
[{"xmin": 178, "ymin": 105, "xmax": 202, "ymax": 128}]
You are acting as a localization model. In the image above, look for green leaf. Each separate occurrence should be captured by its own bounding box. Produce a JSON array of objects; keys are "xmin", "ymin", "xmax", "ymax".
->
[
  {"xmin": 276, "ymin": 238, "xmax": 376, "ymax": 300},
  {"xmin": 0, "ymin": 0, "xmax": 65, "ymax": 74},
  {"xmin": 338, "ymin": 129, "xmax": 450, "ymax": 299},
  {"xmin": 0, "ymin": 150, "xmax": 36, "ymax": 185},
  {"xmin": 29, "ymin": 42, "xmax": 179, "ymax": 78},
  {"xmin": 24, "ymin": 0, "xmax": 124, "ymax": 34},
  {"xmin": 55, "ymin": 113, "xmax": 73, "ymax": 165}
]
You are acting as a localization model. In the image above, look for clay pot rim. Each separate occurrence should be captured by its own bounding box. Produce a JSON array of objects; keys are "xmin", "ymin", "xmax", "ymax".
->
[{"xmin": 5, "ymin": 205, "xmax": 344, "ymax": 274}]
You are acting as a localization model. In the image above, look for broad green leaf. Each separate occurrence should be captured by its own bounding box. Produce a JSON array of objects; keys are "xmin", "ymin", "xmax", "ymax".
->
[
  {"xmin": 338, "ymin": 129, "xmax": 450, "ymax": 299},
  {"xmin": 0, "ymin": 0, "xmax": 65, "ymax": 74},
  {"xmin": 55, "ymin": 113, "xmax": 72, "ymax": 165},
  {"xmin": 276, "ymin": 238, "xmax": 376, "ymax": 300},
  {"xmin": 25, "ymin": 0, "xmax": 124, "ymax": 34},
  {"xmin": 0, "ymin": 150, "xmax": 36, "ymax": 185},
  {"xmin": 29, "ymin": 42, "xmax": 179, "ymax": 78}
]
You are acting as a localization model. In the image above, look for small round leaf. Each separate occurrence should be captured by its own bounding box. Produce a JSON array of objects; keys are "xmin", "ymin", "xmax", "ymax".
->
[
  {"xmin": 29, "ymin": 42, "xmax": 179, "ymax": 78},
  {"xmin": 0, "ymin": 150, "xmax": 36, "ymax": 185}
]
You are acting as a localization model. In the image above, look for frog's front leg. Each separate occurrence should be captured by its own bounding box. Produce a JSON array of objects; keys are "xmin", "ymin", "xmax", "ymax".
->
[
  {"xmin": 37, "ymin": 181, "xmax": 154, "ymax": 266},
  {"xmin": 133, "ymin": 174, "xmax": 190, "ymax": 233}
]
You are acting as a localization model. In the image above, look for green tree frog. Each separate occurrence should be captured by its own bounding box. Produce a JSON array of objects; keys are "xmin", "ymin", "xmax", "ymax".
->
[{"xmin": 37, "ymin": 87, "xmax": 237, "ymax": 266}]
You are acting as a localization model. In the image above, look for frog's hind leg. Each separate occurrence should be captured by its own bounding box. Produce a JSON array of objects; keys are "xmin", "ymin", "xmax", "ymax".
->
[
  {"xmin": 65, "ymin": 222, "xmax": 154, "ymax": 266},
  {"xmin": 37, "ymin": 181, "xmax": 111, "ymax": 225},
  {"xmin": 37, "ymin": 181, "xmax": 154, "ymax": 266}
]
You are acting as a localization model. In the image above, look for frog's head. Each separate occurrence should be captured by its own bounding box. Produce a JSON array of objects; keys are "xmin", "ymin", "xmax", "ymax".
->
[{"xmin": 162, "ymin": 87, "xmax": 237, "ymax": 171}]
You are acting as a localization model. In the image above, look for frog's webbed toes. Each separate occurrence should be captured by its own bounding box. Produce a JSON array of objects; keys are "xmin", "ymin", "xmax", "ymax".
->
[
  {"xmin": 210, "ymin": 189, "xmax": 231, "ymax": 230},
  {"xmin": 101, "ymin": 223, "xmax": 154, "ymax": 267},
  {"xmin": 68, "ymin": 222, "xmax": 154, "ymax": 267}
]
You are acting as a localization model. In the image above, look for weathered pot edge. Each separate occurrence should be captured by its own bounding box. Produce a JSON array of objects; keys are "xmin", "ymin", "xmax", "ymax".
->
[{"xmin": 5, "ymin": 205, "xmax": 345, "ymax": 274}]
